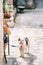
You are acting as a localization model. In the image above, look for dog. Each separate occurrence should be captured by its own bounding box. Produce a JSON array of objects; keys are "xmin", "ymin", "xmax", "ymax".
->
[
  {"xmin": 25, "ymin": 37, "xmax": 30, "ymax": 54},
  {"xmin": 18, "ymin": 38, "xmax": 25, "ymax": 58}
]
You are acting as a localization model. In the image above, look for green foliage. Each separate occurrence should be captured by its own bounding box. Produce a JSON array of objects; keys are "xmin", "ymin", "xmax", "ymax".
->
[{"xmin": 3, "ymin": 3, "xmax": 5, "ymax": 13}]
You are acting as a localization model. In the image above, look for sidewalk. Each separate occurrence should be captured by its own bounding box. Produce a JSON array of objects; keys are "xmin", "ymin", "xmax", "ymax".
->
[{"xmin": 5, "ymin": 27, "xmax": 43, "ymax": 65}]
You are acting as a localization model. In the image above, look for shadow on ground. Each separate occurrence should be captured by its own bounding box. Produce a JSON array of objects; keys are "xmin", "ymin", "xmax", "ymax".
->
[
  {"xmin": 4, "ymin": 57, "xmax": 20, "ymax": 65},
  {"xmin": 23, "ymin": 53, "xmax": 37, "ymax": 65},
  {"xmin": 4, "ymin": 53, "xmax": 37, "ymax": 65}
]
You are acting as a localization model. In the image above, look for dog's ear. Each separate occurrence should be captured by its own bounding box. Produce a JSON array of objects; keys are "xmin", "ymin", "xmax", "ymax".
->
[{"xmin": 18, "ymin": 38, "xmax": 21, "ymax": 41}]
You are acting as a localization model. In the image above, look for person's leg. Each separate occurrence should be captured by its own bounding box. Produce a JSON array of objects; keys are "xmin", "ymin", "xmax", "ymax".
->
[
  {"xmin": 2, "ymin": 44, "xmax": 6, "ymax": 63},
  {"xmin": 4, "ymin": 51, "xmax": 7, "ymax": 63},
  {"xmin": 4, "ymin": 44, "xmax": 7, "ymax": 63},
  {"xmin": 3, "ymin": 44, "xmax": 7, "ymax": 63},
  {"xmin": 4, "ymin": 44, "xmax": 6, "ymax": 50}
]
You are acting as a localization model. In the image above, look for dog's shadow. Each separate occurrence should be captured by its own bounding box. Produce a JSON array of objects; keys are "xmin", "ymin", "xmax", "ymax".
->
[{"xmin": 23, "ymin": 53, "xmax": 37, "ymax": 65}]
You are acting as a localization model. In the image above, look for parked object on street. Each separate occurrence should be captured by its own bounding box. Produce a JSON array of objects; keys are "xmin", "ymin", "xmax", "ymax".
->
[
  {"xmin": 17, "ymin": 0, "xmax": 25, "ymax": 12},
  {"xmin": 25, "ymin": 0, "xmax": 36, "ymax": 9},
  {"xmin": 17, "ymin": 6, "xmax": 25, "ymax": 12}
]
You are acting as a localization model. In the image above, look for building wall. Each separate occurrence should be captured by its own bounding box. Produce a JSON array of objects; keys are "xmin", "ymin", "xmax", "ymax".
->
[{"xmin": 0, "ymin": 0, "xmax": 4, "ymax": 64}]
